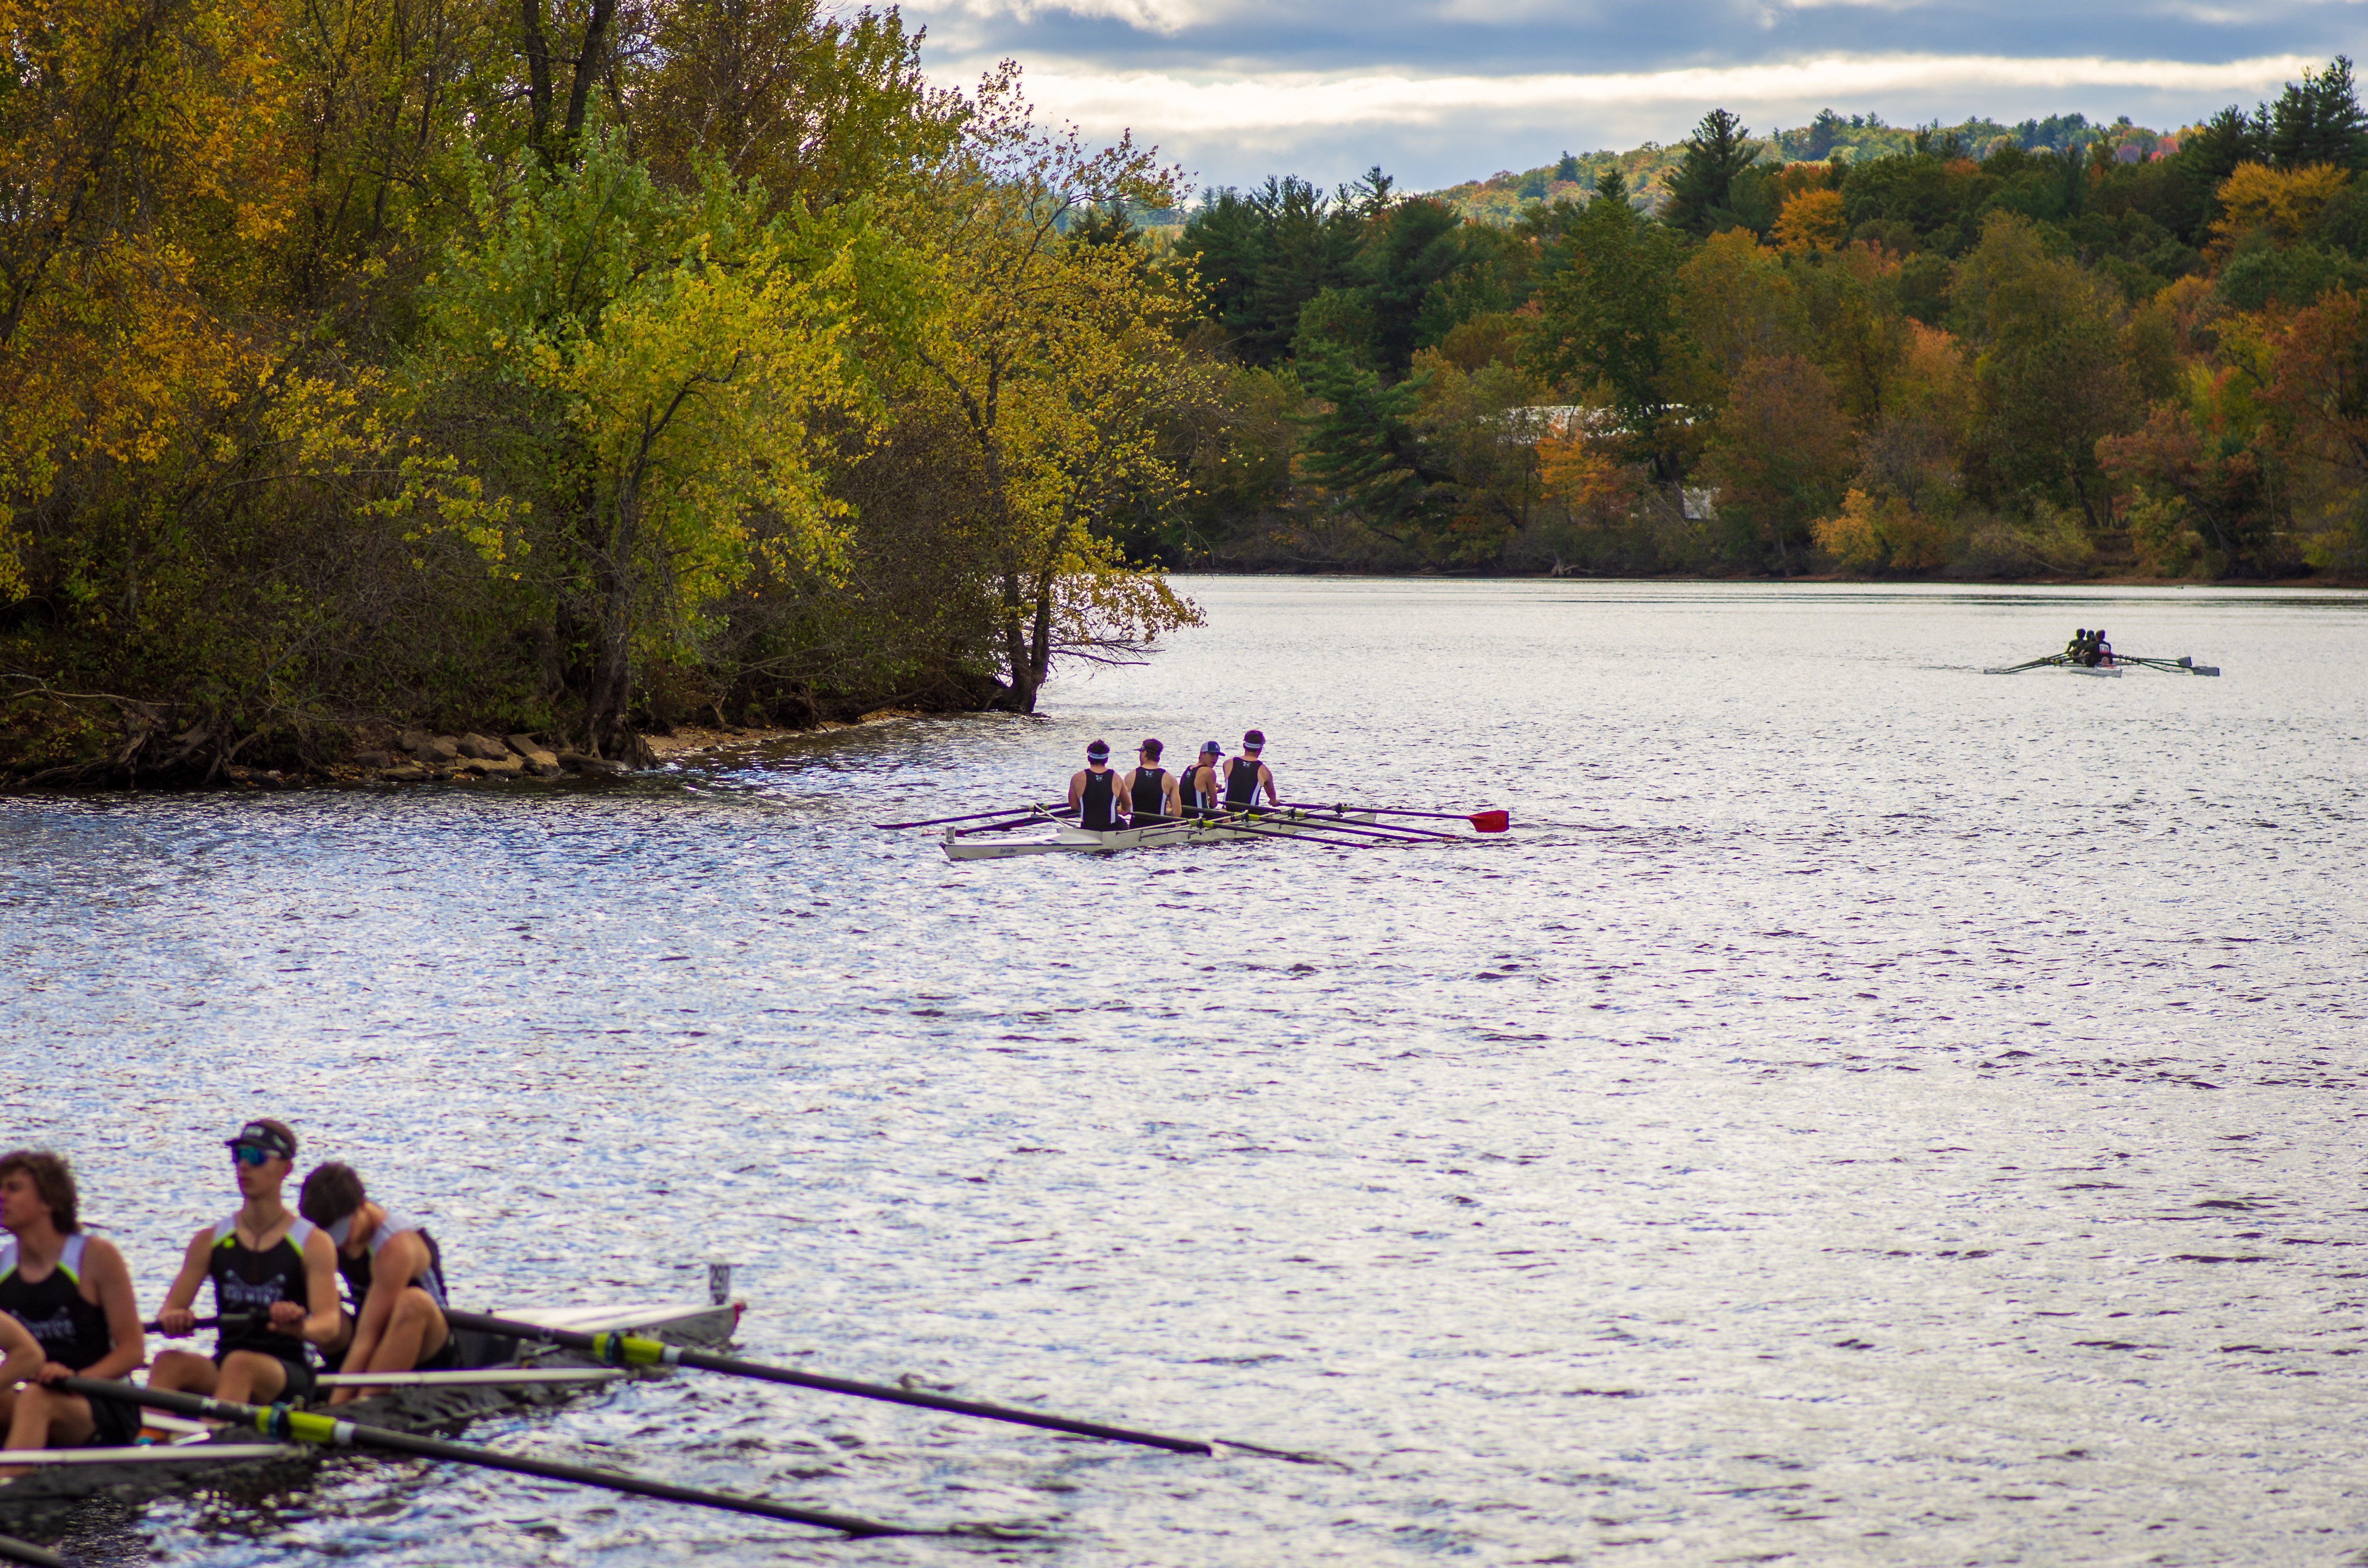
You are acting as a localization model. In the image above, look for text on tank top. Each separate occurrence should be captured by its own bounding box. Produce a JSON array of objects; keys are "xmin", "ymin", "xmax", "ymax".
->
[
  {"xmin": 1225, "ymin": 757, "xmax": 1261, "ymax": 805},
  {"xmin": 208, "ymin": 1214, "xmax": 318, "ymax": 1363},
  {"xmin": 336, "ymin": 1211, "xmax": 448, "ymax": 1309},
  {"xmin": 0, "ymin": 1234, "xmax": 112, "ymax": 1370},
  {"xmin": 1130, "ymin": 767, "xmax": 1167, "ymax": 820},
  {"xmin": 1079, "ymin": 769, "xmax": 1118, "ymax": 830}
]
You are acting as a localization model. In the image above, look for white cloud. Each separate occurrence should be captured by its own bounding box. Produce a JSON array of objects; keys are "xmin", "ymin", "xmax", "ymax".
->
[
  {"xmin": 915, "ymin": 0, "xmax": 1228, "ymax": 34},
  {"xmin": 1005, "ymin": 53, "xmax": 2316, "ymax": 136}
]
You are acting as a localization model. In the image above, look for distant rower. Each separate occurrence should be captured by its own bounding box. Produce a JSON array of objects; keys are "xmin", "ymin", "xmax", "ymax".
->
[
  {"xmin": 299, "ymin": 1162, "xmax": 457, "ymax": 1405},
  {"xmin": 1120, "ymin": 739, "xmax": 1181, "ymax": 828},
  {"xmin": 1070, "ymin": 740, "xmax": 1120, "ymax": 831},
  {"xmin": 152, "ymin": 1119, "xmax": 342, "ymax": 1406},
  {"xmin": 1182, "ymin": 742, "xmax": 1222, "ymax": 819},
  {"xmin": 0, "ymin": 1149, "xmax": 145, "ymax": 1456},
  {"xmin": 1223, "ymin": 730, "xmax": 1278, "ymax": 810}
]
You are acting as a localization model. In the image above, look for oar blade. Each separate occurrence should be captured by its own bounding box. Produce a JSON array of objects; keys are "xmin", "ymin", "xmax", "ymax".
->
[{"xmin": 1469, "ymin": 810, "xmax": 1509, "ymax": 833}]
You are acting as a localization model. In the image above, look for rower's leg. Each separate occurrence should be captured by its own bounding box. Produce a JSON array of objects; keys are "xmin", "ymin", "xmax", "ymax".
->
[
  {"xmin": 367, "ymin": 1289, "xmax": 450, "ymax": 1374},
  {"xmin": 146, "ymin": 1349, "xmax": 220, "ymax": 1395},
  {"xmin": 215, "ymin": 1349, "xmax": 289, "ymax": 1406},
  {"xmin": 3, "ymin": 1383, "xmax": 95, "ymax": 1451}
]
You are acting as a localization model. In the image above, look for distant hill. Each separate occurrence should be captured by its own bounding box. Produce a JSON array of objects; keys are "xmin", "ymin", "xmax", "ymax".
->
[{"xmin": 1428, "ymin": 110, "xmax": 2197, "ymax": 221}]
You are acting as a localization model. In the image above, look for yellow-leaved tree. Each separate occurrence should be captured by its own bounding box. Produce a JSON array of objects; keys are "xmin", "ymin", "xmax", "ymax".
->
[
  {"xmin": 423, "ymin": 127, "xmax": 881, "ymax": 758},
  {"xmin": 888, "ymin": 67, "xmax": 1206, "ymax": 713}
]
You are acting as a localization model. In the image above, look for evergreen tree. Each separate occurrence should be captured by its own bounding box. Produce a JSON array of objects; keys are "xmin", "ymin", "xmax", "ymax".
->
[
  {"xmin": 2266, "ymin": 56, "xmax": 2368, "ymax": 169},
  {"xmin": 1294, "ymin": 350, "xmax": 1456, "ymax": 546},
  {"xmin": 1664, "ymin": 109, "xmax": 1759, "ymax": 235},
  {"xmin": 1555, "ymin": 151, "xmax": 1582, "ymax": 182}
]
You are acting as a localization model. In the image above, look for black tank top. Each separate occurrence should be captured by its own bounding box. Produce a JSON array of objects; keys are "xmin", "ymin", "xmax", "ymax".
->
[
  {"xmin": 335, "ymin": 1211, "xmax": 448, "ymax": 1310},
  {"xmin": 207, "ymin": 1215, "xmax": 318, "ymax": 1363},
  {"xmin": 1079, "ymin": 769, "xmax": 1118, "ymax": 830},
  {"xmin": 0, "ymin": 1235, "xmax": 112, "ymax": 1371},
  {"xmin": 1225, "ymin": 757, "xmax": 1261, "ymax": 807},
  {"xmin": 1180, "ymin": 764, "xmax": 1209, "ymax": 815},
  {"xmin": 1130, "ymin": 767, "xmax": 1167, "ymax": 822}
]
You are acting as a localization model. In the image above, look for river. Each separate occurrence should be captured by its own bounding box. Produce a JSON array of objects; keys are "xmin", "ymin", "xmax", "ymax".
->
[{"xmin": 4, "ymin": 578, "xmax": 2366, "ymax": 1566}]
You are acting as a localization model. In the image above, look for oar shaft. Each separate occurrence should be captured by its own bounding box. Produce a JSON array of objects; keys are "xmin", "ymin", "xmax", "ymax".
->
[
  {"xmin": 0, "ymin": 1534, "xmax": 65, "ymax": 1568},
  {"xmin": 1222, "ymin": 810, "xmax": 1456, "ymax": 842},
  {"xmin": 441, "ymin": 1311, "xmax": 1212, "ymax": 1455},
  {"xmin": 143, "ymin": 1313, "xmax": 253, "ymax": 1333},
  {"xmin": 876, "ymin": 804, "xmax": 1069, "ymax": 830},
  {"xmin": 58, "ymin": 1377, "xmax": 910, "ymax": 1538},
  {"xmin": 1273, "ymin": 801, "xmax": 1486, "ymax": 823}
]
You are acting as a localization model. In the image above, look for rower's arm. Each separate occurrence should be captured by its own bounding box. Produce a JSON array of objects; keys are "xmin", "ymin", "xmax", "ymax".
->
[
  {"xmin": 158, "ymin": 1229, "xmax": 215, "ymax": 1329},
  {"xmin": 298, "ymin": 1228, "xmax": 344, "ymax": 1346},
  {"xmin": 1261, "ymin": 764, "xmax": 1278, "ymax": 804},
  {"xmin": 340, "ymin": 1231, "xmax": 424, "ymax": 1374},
  {"xmin": 0, "ymin": 1311, "xmax": 40, "ymax": 1386},
  {"xmin": 84, "ymin": 1235, "xmax": 146, "ymax": 1378},
  {"xmin": 1164, "ymin": 772, "xmax": 1182, "ymax": 816},
  {"xmin": 1067, "ymin": 770, "xmax": 1085, "ymax": 810}
]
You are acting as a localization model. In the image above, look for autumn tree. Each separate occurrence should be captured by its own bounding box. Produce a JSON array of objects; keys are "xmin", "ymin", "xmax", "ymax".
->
[
  {"xmin": 888, "ymin": 69, "xmax": 1204, "ymax": 713},
  {"xmin": 1524, "ymin": 170, "xmax": 1685, "ymax": 457},
  {"xmin": 1701, "ymin": 355, "xmax": 1855, "ymax": 570}
]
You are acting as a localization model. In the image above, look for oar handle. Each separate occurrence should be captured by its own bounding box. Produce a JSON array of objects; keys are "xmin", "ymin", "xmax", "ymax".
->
[
  {"xmin": 142, "ymin": 1312, "xmax": 257, "ymax": 1334},
  {"xmin": 441, "ymin": 1309, "xmax": 1219, "ymax": 1456},
  {"xmin": 58, "ymin": 1376, "xmax": 916, "ymax": 1537}
]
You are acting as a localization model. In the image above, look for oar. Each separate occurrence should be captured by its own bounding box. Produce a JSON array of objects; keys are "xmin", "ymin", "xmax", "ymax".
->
[
  {"xmin": 440, "ymin": 1310, "xmax": 1323, "ymax": 1463},
  {"xmin": 143, "ymin": 1312, "xmax": 255, "ymax": 1334},
  {"xmin": 1274, "ymin": 803, "xmax": 1509, "ymax": 833},
  {"xmin": 1245, "ymin": 809, "xmax": 1464, "ymax": 842},
  {"xmin": 1184, "ymin": 815, "xmax": 1404, "ymax": 851},
  {"xmin": 950, "ymin": 809, "xmax": 1073, "ymax": 836},
  {"xmin": 59, "ymin": 1377, "xmax": 915, "ymax": 1536},
  {"xmin": 876, "ymin": 804, "xmax": 1069, "ymax": 830},
  {"xmin": 0, "ymin": 1535, "xmax": 65, "ymax": 1568},
  {"xmin": 1981, "ymin": 654, "xmax": 2070, "ymax": 674},
  {"xmin": 1204, "ymin": 809, "xmax": 1456, "ymax": 844}
]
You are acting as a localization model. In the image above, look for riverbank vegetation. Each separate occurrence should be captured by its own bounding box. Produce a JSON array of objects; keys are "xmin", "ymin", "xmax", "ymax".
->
[
  {"xmin": 1154, "ymin": 60, "xmax": 2368, "ymax": 583},
  {"xmin": 0, "ymin": 0, "xmax": 1202, "ymax": 781},
  {"xmin": 8, "ymin": 17, "xmax": 2367, "ymax": 784}
]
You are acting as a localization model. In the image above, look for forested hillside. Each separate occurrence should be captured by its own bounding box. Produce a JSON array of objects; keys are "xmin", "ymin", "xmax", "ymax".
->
[
  {"xmin": 0, "ymin": 0, "xmax": 1203, "ymax": 781},
  {"xmin": 1156, "ymin": 62, "xmax": 2368, "ymax": 582}
]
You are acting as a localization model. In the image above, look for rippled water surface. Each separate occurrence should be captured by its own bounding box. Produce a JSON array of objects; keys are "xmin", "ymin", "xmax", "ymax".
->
[{"xmin": 6, "ymin": 578, "xmax": 2368, "ymax": 1567}]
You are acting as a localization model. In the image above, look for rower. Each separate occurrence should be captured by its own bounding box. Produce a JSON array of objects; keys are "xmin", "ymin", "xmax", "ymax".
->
[
  {"xmin": 1119, "ymin": 739, "xmax": 1181, "ymax": 828},
  {"xmin": 1222, "ymin": 729, "xmax": 1277, "ymax": 812},
  {"xmin": 2066, "ymin": 628, "xmax": 2089, "ymax": 660},
  {"xmin": 0, "ymin": 1150, "xmax": 145, "ymax": 1454},
  {"xmin": 1069, "ymin": 741, "xmax": 1121, "ymax": 831},
  {"xmin": 2092, "ymin": 627, "xmax": 2112, "ymax": 667},
  {"xmin": 298, "ymin": 1162, "xmax": 456, "ymax": 1406},
  {"xmin": 151, "ymin": 1119, "xmax": 342, "ymax": 1407},
  {"xmin": 1182, "ymin": 742, "xmax": 1222, "ymax": 820}
]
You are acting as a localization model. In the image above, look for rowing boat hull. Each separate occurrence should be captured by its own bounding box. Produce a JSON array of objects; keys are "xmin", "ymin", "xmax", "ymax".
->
[
  {"xmin": 0, "ymin": 1301, "xmax": 733, "ymax": 1534},
  {"xmin": 943, "ymin": 810, "xmax": 1378, "ymax": 861}
]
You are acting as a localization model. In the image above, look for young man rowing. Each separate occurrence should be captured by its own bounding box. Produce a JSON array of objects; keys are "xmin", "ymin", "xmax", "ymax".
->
[
  {"xmin": 298, "ymin": 1162, "xmax": 455, "ymax": 1404},
  {"xmin": 1119, "ymin": 739, "xmax": 1182, "ymax": 830},
  {"xmin": 1222, "ymin": 729, "xmax": 1279, "ymax": 812},
  {"xmin": 152, "ymin": 1119, "xmax": 342, "ymax": 1406},
  {"xmin": 0, "ymin": 1150, "xmax": 145, "ymax": 1455},
  {"xmin": 1069, "ymin": 740, "xmax": 1122, "ymax": 830}
]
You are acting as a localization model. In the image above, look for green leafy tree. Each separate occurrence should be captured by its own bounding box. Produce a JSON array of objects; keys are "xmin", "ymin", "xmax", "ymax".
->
[
  {"xmin": 1295, "ymin": 350, "xmax": 1458, "ymax": 552},
  {"xmin": 1523, "ymin": 170, "xmax": 1685, "ymax": 447}
]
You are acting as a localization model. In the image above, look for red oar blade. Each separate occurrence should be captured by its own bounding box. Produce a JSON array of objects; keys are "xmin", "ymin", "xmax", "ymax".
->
[{"xmin": 1470, "ymin": 810, "xmax": 1509, "ymax": 833}]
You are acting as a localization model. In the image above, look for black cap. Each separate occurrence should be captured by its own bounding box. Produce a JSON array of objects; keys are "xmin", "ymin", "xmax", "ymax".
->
[
  {"xmin": 226, "ymin": 1120, "xmax": 297, "ymax": 1160},
  {"xmin": 1200, "ymin": 741, "xmax": 1221, "ymax": 755},
  {"xmin": 1085, "ymin": 740, "xmax": 1109, "ymax": 760},
  {"xmin": 1242, "ymin": 729, "xmax": 1265, "ymax": 751}
]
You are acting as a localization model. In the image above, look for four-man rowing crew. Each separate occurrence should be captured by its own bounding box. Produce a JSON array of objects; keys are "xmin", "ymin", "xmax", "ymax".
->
[
  {"xmin": 0, "ymin": 1128, "xmax": 1326, "ymax": 1554},
  {"xmin": 874, "ymin": 729, "xmax": 1511, "ymax": 860},
  {"xmin": 1985, "ymin": 627, "xmax": 2222, "ymax": 678}
]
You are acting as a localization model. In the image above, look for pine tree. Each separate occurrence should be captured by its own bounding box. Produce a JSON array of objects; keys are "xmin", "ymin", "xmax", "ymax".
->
[{"xmin": 1663, "ymin": 109, "xmax": 1759, "ymax": 236}]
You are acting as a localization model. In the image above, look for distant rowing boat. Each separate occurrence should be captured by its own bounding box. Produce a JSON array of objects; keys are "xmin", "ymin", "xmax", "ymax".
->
[
  {"xmin": 0, "ymin": 1299, "xmax": 732, "ymax": 1536},
  {"xmin": 942, "ymin": 807, "xmax": 1381, "ymax": 861},
  {"xmin": 1984, "ymin": 653, "xmax": 2220, "ymax": 677}
]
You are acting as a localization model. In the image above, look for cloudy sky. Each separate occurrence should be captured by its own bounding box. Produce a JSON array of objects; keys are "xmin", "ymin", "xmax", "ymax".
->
[{"xmin": 896, "ymin": 0, "xmax": 2346, "ymax": 196}]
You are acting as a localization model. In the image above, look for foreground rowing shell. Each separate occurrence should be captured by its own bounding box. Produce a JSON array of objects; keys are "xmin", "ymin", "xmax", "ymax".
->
[{"xmin": 0, "ymin": 1301, "xmax": 733, "ymax": 1535}]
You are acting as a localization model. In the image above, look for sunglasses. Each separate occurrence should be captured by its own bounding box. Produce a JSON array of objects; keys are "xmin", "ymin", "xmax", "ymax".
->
[{"xmin": 231, "ymin": 1145, "xmax": 276, "ymax": 1168}]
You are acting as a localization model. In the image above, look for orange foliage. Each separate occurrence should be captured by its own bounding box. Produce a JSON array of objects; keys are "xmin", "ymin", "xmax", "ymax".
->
[
  {"xmin": 1772, "ymin": 189, "xmax": 1846, "ymax": 254},
  {"xmin": 1813, "ymin": 488, "xmax": 1947, "ymax": 573},
  {"xmin": 1536, "ymin": 425, "xmax": 1642, "ymax": 520}
]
